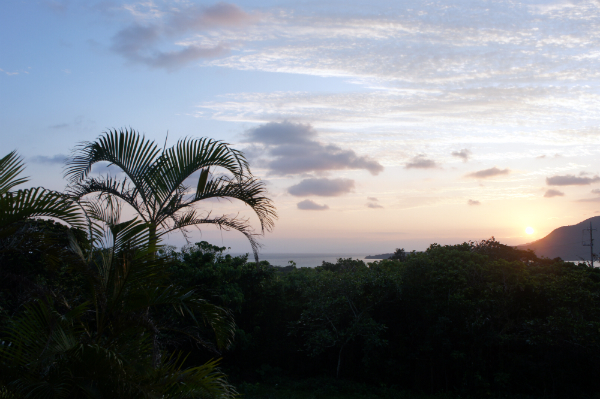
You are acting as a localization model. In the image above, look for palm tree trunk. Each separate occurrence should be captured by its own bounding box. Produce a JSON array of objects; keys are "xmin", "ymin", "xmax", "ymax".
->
[
  {"xmin": 148, "ymin": 223, "xmax": 157, "ymax": 258},
  {"xmin": 337, "ymin": 342, "xmax": 346, "ymax": 378}
]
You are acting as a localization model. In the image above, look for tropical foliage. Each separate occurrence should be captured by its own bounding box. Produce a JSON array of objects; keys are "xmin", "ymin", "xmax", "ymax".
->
[
  {"xmin": 65, "ymin": 128, "xmax": 277, "ymax": 261},
  {"xmin": 164, "ymin": 241, "xmax": 600, "ymax": 398},
  {"xmin": 0, "ymin": 201, "xmax": 237, "ymax": 398},
  {"xmin": 0, "ymin": 151, "xmax": 82, "ymax": 237}
]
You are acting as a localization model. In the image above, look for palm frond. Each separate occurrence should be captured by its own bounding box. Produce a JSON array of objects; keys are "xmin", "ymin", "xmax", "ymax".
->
[
  {"xmin": 168, "ymin": 211, "xmax": 262, "ymax": 262},
  {"xmin": 191, "ymin": 175, "xmax": 277, "ymax": 233},
  {"xmin": 65, "ymin": 128, "xmax": 161, "ymax": 206},
  {"xmin": 150, "ymin": 137, "xmax": 249, "ymax": 207},
  {"xmin": 0, "ymin": 188, "xmax": 84, "ymax": 232},
  {"xmin": 0, "ymin": 151, "xmax": 28, "ymax": 195},
  {"xmin": 68, "ymin": 175, "xmax": 144, "ymax": 219},
  {"xmin": 151, "ymin": 355, "xmax": 238, "ymax": 399}
]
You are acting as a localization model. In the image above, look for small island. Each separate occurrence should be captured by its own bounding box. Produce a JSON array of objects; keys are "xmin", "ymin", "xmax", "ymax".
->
[{"xmin": 365, "ymin": 253, "xmax": 393, "ymax": 259}]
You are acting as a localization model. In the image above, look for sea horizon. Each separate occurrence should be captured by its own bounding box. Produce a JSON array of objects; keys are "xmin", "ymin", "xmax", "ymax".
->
[{"xmin": 230, "ymin": 252, "xmax": 378, "ymax": 268}]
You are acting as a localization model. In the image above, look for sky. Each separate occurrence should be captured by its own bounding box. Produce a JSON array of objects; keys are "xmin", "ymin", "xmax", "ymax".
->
[{"xmin": 2, "ymin": 0, "xmax": 600, "ymax": 254}]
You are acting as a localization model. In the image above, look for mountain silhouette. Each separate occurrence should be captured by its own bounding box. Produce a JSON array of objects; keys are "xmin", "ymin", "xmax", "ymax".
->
[{"xmin": 517, "ymin": 216, "xmax": 600, "ymax": 261}]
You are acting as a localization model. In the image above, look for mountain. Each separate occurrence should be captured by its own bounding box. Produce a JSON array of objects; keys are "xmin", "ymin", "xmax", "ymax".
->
[{"xmin": 517, "ymin": 216, "xmax": 600, "ymax": 261}]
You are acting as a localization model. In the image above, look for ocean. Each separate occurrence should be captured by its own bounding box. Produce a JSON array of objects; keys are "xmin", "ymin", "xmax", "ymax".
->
[{"xmin": 231, "ymin": 253, "xmax": 374, "ymax": 268}]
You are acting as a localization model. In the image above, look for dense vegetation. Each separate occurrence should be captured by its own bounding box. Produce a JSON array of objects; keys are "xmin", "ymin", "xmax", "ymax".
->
[
  {"xmin": 4, "ymin": 231, "xmax": 600, "ymax": 398},
  {"xmin": 2, "ymin": 133, "xmax": 600, "ymax": 398},
  {"xmin": 162, "ymin": 240, "xmax": 600, "ymax": 398}
]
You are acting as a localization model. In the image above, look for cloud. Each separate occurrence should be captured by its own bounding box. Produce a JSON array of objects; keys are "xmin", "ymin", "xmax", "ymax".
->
[
  {"xmin": 592, "ymin": 189, "xmax": 600, "ymax": 195},
  {"xmin": 0, "ymin": 68, "xmax": 20, "ymax": 76},
  {"xmin": 367, "ymin": 197, "xmax": 378, "ymax": 201},
  {"xmin": 405, "ymin": 154, "xmax": 438, "ymax": 169},
  {"xmin": 169, "ymin": 3, "xmax": 257, "ymax": 31},
  {"xmin": 297, "ymin": 199, "xmax": 329, "ymax": 210},
  {"xmin": 111, "ymin": 3, "xmax": 256, "ymax": 70},
  {"xmin": 451, "ymin": 149, "xmax": 471, "ymax": 162},
  {"xmin": 538, "ymin": 154, "xmax": 562, "ymax": 159},
  {"xmin": 288, "ymin": 178, "xmax": 354, "ymax": 197},
  {"xmin": 577, "ymin": 197, "xmax": 600, "ymax": 203},
  {"xmin": 467, "ymin": 199, "xmax": 481, "ymax": 206},
  {"xmin": 30, "ymin": 154, "xmax": 68, "ymax": 164},
  {"xmin": 465, "ymin": 167, "xmax": 510, "ymax": 179},
  {"xmin": 367, "ymin": 202, "xmax": 383, "ymax": 209},
  {"xmin": 49, "ymin": 123, "xmax": 69, "ymax": 129},
  {"xmin": 91, "ymin": 162, "xmax": 125, "ymax": 175},
  {"xmin": 546, "ymin": 174, "xmax": 600, "ymax": 186},
  {"xmin": 245, "ymin": 121, "xmax": 383, "ymax": 176},
  {"xmin": 544, "ymin": 189, "xmax": 564, "ymax": 198}
]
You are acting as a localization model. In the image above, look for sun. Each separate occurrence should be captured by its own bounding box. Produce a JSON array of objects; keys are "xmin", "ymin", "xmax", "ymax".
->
[{"xmin": 525, "ymin": 227, "xmax": 535, "ymax": 235}]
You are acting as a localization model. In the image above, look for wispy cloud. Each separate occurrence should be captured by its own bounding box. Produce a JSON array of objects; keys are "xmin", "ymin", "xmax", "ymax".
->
[
  {"xmin": 543, "ymin": 189, "xmax": 564, "ymax": 198},
  {"xmin": 367, "ymin": 202, "xmax": 383, "ymax": 209},
  {"xmin": 297, "ymin": 199, "xmax": 329, "ymax": 210},
  {"xmin": 546, "ymin": 174, "xmax": 600, "ymax": 186},
  {"xmin": 288, "ymin": 178, "xmax": 354, "ymax": 197},
  {"xmin": 49, "ymin": 123, "xmax": 69, "ymax": 129},
  {"xmin": 465, "ymin": 167, "xmax": 510, "ymax": 179},
  {"xmin": 452, "ymin": 149, "xmax": 471, "ymax": 162},
  {"xmin": 30, "ymin": 154, "xmax": 68, "ymax": 164},
  {"xmin": 111, "ymin": 2, "xmax": 258, "ymax": 70},
  {"xmin": 405, "ymin": 154, "xmax": 438, "ymax": 169},
  {"xmin": 467, "ymin": 199, "xmax": 481, "ymax": 206}
]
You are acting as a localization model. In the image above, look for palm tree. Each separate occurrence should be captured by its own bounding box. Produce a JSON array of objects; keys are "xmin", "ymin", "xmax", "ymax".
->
[
  {"xmin": 65, "ymin": 128, "xmax": 276, "ymax": 261},
  {"xmin": 0, "ymin": 200, "xmax": 237, "ymax": 398},
  {"xmin": 0, "ymin": 151, "xmax": 82, "ymax": 236}
]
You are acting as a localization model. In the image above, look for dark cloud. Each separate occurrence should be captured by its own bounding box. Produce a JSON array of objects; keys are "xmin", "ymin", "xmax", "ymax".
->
[
  {"xmin": 465, "ymin": 167, "xmax": 510, "ymax": 179},
  {"xmin": 367, "ymin": 202, "xmax": 383, "ymax": 208},
  {"xmin": 467, "ymin": 199, "xmax": 481, "ymax": 206},
  {"xmin": 111, "ymin": 3, "xmax": 255, "ymax": 70},
  {"xmin": 544, "ymin": 189, "xmax": 564, "ymax": 198},
  {"xmin": 297, "ymin": 199, "xmax": 329, "ymax": 210},
  {"xmin": 245, "ymin": 121, "xmax": 383, "ymax": 176},
  {"xmin": 30, "ymin": 154, "xmax": 68, "ymax": 164},
  {"xmin": 49, "ymin": 123, "xmax": 69, "ymax": 129},
  {"xmin": 367, "ymin": 197, "xmax": 378, "ymax": 201},
  {"xmin": 405, "ymin": 154, "xmax": 438, "ymax": 169},
  {"xmin": 288, "ymin": 178, "xmax": 354, "ymax": 197},
  {"xmin": 546, "ymin": 174, "xmax": 600, "ymax": 186},
  {"xmin": 452, "ymin": 149, "xmax": 471, "ymax": 162},
  {"xmin": 246, "ymin": 121, "xmax": 316, "ymax": 145}
]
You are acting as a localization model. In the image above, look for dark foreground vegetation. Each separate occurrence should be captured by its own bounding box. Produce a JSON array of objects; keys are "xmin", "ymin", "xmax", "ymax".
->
[
  {"xmin": 4, "ymin": 222, "xmax": 600, "ymax": 398},
  {"xmin": 166, "ymin": 239, "xmax": 600, "ymax": 398},
  {"xmin": 2, "ymin": 131, "xmax": 600, "ymax": 398}
]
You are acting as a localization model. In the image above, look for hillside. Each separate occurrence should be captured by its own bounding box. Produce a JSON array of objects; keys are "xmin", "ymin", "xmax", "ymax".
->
[{"xmin": 517, "ymin": 216, "xmax": 600, "ymax": 261}]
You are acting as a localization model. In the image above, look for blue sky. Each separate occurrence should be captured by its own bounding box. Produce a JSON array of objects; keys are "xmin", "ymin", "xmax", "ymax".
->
[{"xmin": 2, "ymin": 0, "xmax": 600, "ymax": 254}]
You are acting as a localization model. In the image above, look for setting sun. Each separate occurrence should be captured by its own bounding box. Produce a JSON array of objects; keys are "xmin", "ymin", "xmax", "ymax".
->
[{"xmin": 525, "ymin": 227, "xmax": 535, "ymax": 235}]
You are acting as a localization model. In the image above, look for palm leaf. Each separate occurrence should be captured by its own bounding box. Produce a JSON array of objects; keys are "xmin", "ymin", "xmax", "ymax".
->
[
  {"xmin": 191, "ymin": 175, "xmax": 276, "ymax": 233},
  {"xmin": 151, "ymin": 355, "xmax": 238, "ymax": 399},
  {"xmin": 0, "ymin": 151, "xmax": 28, "ymax": 195},
  {"xmin": 0, "ymin": 188, "xmax": 84, "ymax": 232},
  {"xmin": 150, "ymin": 137, "xmax": 249, "ymax": 208},
  {"xmin": 68, "ymin": 175, "xmax": 144, "ymax": 220},
  {"xmin": 168, "ymin": 211, "xmax": 262, "ymax": 262},
  {"xmin": 65, "ymin": 128, "xmax": 161, "ymax": 210}
]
